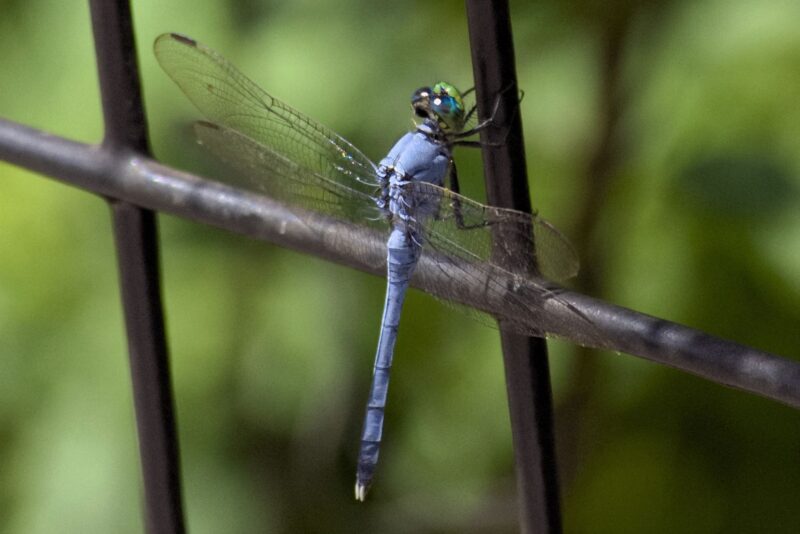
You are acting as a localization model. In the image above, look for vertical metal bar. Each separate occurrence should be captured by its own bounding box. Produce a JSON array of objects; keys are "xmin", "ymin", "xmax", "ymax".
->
[
  {"xmin": 88, "ymin": 1, "xmax": 186, "ymax": 533},
  {"xmin": 465, "ymin": 1, "xmax": 562, "ymax": 532},
  {"xmin": 109, "ymin": 202, "xmax": 185, "ymax": 534}
]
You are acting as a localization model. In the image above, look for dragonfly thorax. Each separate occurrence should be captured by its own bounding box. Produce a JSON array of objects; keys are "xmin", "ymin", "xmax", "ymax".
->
[{"xmin": 411, "ymin": 81, "xmax": 466, "ymax": 135}]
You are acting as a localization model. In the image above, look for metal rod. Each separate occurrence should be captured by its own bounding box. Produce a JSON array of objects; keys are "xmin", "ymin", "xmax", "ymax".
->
[
  {"xmin": 465, "ymin": 1, "xmax": 561, "ymax": 531},
  {"xmin": 88, "ymin": 1, "xmax": 185, "ymax": 532},
  {"xmin": 2, "ymin": 120, "xmax": 797, "ymax": 413},
  {"xmin": 109, "ymin": 201, "xmax": 184, "ymax": 534}
]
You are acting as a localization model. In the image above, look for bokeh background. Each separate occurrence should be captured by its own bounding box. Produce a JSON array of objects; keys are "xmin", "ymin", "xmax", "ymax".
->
[{"xmin": 1, "ymin": 0, "xmax": 799, "ymax": 532}]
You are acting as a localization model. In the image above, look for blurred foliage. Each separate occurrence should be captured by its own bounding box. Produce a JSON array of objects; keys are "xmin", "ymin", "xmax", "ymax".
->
[{"xmin": 1, "ymin": 0, "xmax": 799, "ymax": 532}]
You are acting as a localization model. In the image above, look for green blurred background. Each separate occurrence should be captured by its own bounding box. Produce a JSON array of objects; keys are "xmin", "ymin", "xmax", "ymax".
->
[{"xmin": 1, "ymin": 0, "xmax": 799, "ymax": 532}]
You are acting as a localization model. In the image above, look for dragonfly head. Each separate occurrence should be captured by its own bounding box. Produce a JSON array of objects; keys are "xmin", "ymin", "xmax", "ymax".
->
[{"xmin": 412, "ymin": 81, "xmax": 466, "ymax": 134}]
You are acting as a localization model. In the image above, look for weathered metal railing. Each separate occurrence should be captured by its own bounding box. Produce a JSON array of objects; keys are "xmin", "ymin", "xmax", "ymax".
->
[{"xmin": 0, "ymin": 1, "xmax": 798, "ymax": 533}]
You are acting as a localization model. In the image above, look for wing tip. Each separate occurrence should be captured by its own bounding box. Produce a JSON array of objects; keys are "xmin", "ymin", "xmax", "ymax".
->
[
  {"xmin": 154, "ymin": 32, "xmax": 197, "ymax": 53},
  {"xmin": 169, "ymin": 33, "xmax": 197, "ymax": 47}
]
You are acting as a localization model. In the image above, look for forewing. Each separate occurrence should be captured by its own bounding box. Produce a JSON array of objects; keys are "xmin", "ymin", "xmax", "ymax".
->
[
  {"xmin": 153, "ymin": 33, "xmax": 380, "ymax": 196},
  {"xmin": 194, "ymin": 121, "xmax": 386, "ymax": 228}
]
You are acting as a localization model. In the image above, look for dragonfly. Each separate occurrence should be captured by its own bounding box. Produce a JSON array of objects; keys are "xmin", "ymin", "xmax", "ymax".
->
[{"xmin": 154, "ymin": 33, "xmax": 584, "ymax": 501}]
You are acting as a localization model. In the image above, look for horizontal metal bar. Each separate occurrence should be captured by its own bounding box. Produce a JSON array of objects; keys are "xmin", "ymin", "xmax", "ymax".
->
[{"xmin": 2, "ymin": 117, "xmax": 799, "ymax": 409}]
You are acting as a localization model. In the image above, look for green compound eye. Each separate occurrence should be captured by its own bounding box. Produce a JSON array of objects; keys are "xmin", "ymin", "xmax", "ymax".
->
[
  {"xmin": 411, "ymin": 81, "xmax": 466, "ymax": 133},
  {"xmin": 430, "ymin": 81, "xmax": 466, "ymax": 132}
]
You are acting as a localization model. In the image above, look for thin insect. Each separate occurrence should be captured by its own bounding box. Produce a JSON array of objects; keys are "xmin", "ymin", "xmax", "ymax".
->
[{"xmin": 154, "ymin": 33, "xmax": 584, "ymax": 501}]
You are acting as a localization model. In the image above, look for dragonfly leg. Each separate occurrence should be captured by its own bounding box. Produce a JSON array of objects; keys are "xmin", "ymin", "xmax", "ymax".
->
[
  {"xmin": 448, "ymin": 157, "xmax": 461, "ymax": 195},
  {"xmin": 454, "ymin": 82, "xmax": 523, "ymax": 146},
  {"xmin": 447, "ymin": 160, "xmax": 492, "ymax": 231},
  {"xmin": 460, "ymin": 83, "xmax": 521, "ymax": 127},
  {"xmin": 449, "ymin": 160, "xmax": 467, "ymax": 229}
]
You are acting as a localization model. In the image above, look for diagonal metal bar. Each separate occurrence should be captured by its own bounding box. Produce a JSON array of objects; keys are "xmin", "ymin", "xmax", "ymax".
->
[
  {"xmin": 2, "ymin": 120, "xmax": 798, "ymax": 412},
  {"xmin": 465, "ymin": 1, "xmax": 561, "ymax": 532},
  {"xmin": 88, "ymin": 1, "xmax": 185, "ymax": 533}
]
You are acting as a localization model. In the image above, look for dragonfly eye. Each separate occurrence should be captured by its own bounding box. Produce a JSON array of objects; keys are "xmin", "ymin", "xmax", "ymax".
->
[
  {"xmin": 430, "ymin": 81, "xmax": 466, "ymax": 133},
  {"xmin": 411, "ymin": 86, "xmax": 431, "ymax": 113},
  {"xmin": 411, "ymin": 83, "xmax": 467, "ymax": 132},
  {"xmin": 411, "ymin": 86, "xmax": 431, "ymax": 105}
]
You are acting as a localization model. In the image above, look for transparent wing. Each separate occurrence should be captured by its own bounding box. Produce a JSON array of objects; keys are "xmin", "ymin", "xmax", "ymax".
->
[
  {"xmin": 405, "ymin": 181, "xmax": 588, "ymax": 336},
  {"xmin": 193, "ymin": 121, "xmax": 386, "ymax": 227},
  {"xmin": 155, "ymin": 32, "xmax": 589, "ymax": 338},
  {"xmin": 408, "ymin": 182, "xmax": 578, "ymax": 281},
  {"xmin": 153, "ymin": 32, "xmax": 381, "ymax": 196},
  {"xmin": 192, "ymin": 124, "xmax": 588, "ymax": 337}
]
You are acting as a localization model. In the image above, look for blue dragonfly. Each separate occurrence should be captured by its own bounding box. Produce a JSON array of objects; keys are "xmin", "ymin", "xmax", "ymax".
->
[{"xmin": 154, "ymin": 33, "xmax": 583, "ymax": 501}]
